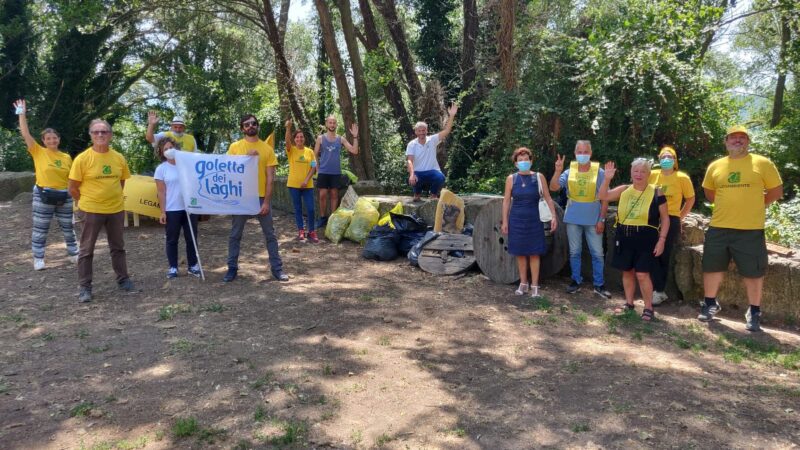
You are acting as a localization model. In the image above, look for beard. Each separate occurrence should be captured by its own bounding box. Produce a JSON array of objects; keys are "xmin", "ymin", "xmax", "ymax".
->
[
  {"xmin": 244, "ymin": 127, "xmax": 259, "ymax": 137},
  {"xmin": 728, "ymin": 146, "xmax": 748, "ymax": 158}
]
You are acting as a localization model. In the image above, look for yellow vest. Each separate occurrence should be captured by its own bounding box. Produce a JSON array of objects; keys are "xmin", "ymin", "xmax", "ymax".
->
[
  {"xmin": 618, "ymin": 184, "xmax": 656, "ymax": 228},
  {"xmin": 567, "ymin": 161, "xmax": 599, "ymax": 203},
  {"xmin": 162, "ymin": 131, "xmax": 196, "ymax": 152}
]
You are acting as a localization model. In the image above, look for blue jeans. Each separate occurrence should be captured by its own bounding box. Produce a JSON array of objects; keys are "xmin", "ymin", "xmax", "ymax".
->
[
  {"xmin": 567, "ymin": 223, "xmax": 605, "ymax": 286},
  {"xmin": 227, "ymin": 197, "xmax": 283, "ymax": 276},
  {"xmin": 288, "ymin": 187, "xmax": 315, "ymax": 231},
  {"xmin": 412, "ymin": 170, "xmax": 445, "ymax": 195}
]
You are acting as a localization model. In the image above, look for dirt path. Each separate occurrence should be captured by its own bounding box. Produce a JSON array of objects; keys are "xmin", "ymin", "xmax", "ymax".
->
[{"xmin": 1, "ymin": 198, "xmax": 799, "ymax": 450}]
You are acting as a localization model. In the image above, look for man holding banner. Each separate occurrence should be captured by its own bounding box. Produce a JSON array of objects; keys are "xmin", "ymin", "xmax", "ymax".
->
[{"xmin": 223, "ymin": 114, "xmax": 288, "ymax": 282}]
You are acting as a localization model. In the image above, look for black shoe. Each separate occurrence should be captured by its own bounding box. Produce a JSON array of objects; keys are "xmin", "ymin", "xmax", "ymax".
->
[
  {"xmin": 593, "ymin": 285, "xmax": 612, "ymax": 299},
  {"xmin": 745, "ymin": 308, "xmax": 762, "ymax": 332},
  {"xmin": 273, "ymin": 272, "xmax": 289, "ymax": 282},
  {"xmin": 223, "ymin": 267, "xmax": 238, "ymax": 283},
  {"xmin": 698, "ymin": 301, "xmax": 721, "ymax": 322},
  {"xmin": 566, "ymin": 281, "xmax": 580, "ymax": 294}
]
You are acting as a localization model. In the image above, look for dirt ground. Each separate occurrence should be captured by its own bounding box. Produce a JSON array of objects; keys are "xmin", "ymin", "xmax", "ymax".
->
[{"xmin": 1, "ymin": 196, "xmax": 799, "ymax": 450}]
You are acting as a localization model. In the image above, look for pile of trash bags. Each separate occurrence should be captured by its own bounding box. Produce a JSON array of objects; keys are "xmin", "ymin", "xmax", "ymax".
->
[{"xmin": 361, "ymin": 203, "xmax": 430, "ymax": 262}]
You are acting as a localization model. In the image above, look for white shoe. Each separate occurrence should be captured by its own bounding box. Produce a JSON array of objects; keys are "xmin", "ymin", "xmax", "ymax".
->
[
  {"xmin": 33, "ymin": 258, "xmax": 45, "ymax": 271},
  {"xmin": 68, "ymin": 255, "xmax": 79, "ymax": 264},
  {"xmin": 515, "ymin": 283, "xmax": 530, "ymax": 295},
  {"xmin": 652, "ymin": 291, "xmax": 668, "ymax": 305},
  {"xmin": 530, "ymin": 285, "xmax": 541, "ymax": 298}
]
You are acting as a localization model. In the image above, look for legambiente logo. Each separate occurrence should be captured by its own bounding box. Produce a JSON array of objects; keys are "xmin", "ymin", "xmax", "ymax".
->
[{"xmin": 193, "ymin": 158, "xmax": 246, "ymax": 205}]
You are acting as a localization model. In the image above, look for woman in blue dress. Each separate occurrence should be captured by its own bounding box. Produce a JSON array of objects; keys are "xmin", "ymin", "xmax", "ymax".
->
[{"xmin": 501, "ymin": 147, "xmax": 558, "ymax": 297}]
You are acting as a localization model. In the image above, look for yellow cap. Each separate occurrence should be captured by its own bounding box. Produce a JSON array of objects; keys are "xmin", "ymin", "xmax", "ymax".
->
[
  {"xmin": 726, "ymin": 125, "xmax": 750, "ymax": 138},
  {"xmin": 658, "ymin": 146, "xmax": 678, "ymax": 169}
]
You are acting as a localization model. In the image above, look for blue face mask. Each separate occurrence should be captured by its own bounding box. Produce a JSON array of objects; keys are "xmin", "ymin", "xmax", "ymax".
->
[
  {"xmin": 517, "ymin": 161, "xmax": 532, "ymax": 172},
  {"xmin": 660, "ymin": 158, "xmax": 675, "ymax": 170},
  {"xmin": 575, "ymin": 154, "xmax": 591, "ymax": 165}
]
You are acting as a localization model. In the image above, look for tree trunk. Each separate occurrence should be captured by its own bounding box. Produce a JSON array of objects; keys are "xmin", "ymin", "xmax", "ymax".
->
[
  {"xmin": 335, "ymin": 0, "xmax": 375, "ymax": 179},
  {"xmin": 771, "ymin": 15, "xmax": 790, "ymax": 128},
  {"xmin": 460, "ymin": 0, "xmax": 479, "ymax": 114},
  {"xmin": 358, "ymin": 0, "xmax": 414, "ymax": 139},
  {"xmin": 275, "ymin": 0, "xmax": 292, "ymax": 118},
  {"xmin": 259, "ymin": 0, "xmax": 311, "ymax": 133},
  {"xmin": 313, "ymin": 0, "xmax": 365, "ymax": 179},
  {"xmin": 498, "ymin": 0, "xmax": 516, "ymax": 91},
  {"xmin": 372, "ymin": 0, "xmax": 424, "ymax": 111}
]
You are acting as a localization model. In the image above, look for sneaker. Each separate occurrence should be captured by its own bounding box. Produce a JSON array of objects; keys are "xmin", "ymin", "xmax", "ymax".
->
[
  {"xmin": 566, "ymin": 281, "xmax": 580, "ymax": 294},
  {"xmin": 223, "ymin": 267, "xmax": 238, "ymax": 283},
  {"xmin": 593, "ymin": 285, "xmax": 612, "ymax": 299},
  {"xmin": 188, "ymin": 264, "xmax": 201, "ymax": 278},
  {"xmin": 697, "ymin": 301, "xmax": 721, "ymax": 322},
  {"xmin": 117, "ymin": 278, "xmax": 135, "ymax": 292},
  {"xmin": 297, "ymin": 229, "xmax": 306, "ymax": 241},
  {"xmin": 745, "ymin": 308, "xmax": 762, "ymax": 332},
  {"xmin": 166, "ymin": 267, "xmax": 178, "ymax": 279},
  {"xmin": 273, "ymin": 272, "xmax": 290, "ymax": 282},
  {"xmin": 68, "ymin": 254, "xmax": 79, "ymax": 264},
  {"xmin": 652, "ymin": 291, "xmax": 668, "ymax": 306},
  {"xmin": 78, "ymin": 287, "xmax": 92, "ymax": 303},
  {"xmin": 34, "ymin": 258, "xmax": 45, "ymax": 271},
  {"xmin": 307, "ymin": 230, "xmax": 319, "ymax": 244}
]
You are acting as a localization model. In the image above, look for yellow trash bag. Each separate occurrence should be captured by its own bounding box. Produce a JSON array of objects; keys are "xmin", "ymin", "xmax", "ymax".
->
[
  {"xmin": 325, "ymin": 208, "xmax": 354, "ymax": 244},
  {"xmin": 377, "ymin": 201, "xmax": 403, "ymax": 228},
  {"xmin": 344, "ymin": 198, "xmax": 380, "ymax": 244}
]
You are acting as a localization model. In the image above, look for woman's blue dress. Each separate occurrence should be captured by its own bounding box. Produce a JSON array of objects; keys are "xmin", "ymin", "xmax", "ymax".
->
[{"xmin": 507, "ymin": 172, "xmax": 546, "ymax": 256}]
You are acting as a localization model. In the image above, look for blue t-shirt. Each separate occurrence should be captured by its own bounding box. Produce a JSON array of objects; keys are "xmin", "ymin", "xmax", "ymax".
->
[
  {"xmin": 558, "ymin": 168, "xmax": 605, "ymax": 225},
  {"xmin": 318, "ymin": 135, "xmax": 342, "ymax": 175}
]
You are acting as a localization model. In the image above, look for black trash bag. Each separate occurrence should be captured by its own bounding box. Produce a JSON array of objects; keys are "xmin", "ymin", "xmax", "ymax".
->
[
  {"xmin": 449, "ymin": 224, "xmax": 474, "ymax": 257},
  {"xmin": 397, "ymin": 230, "xmax": 427, "ymax": 256},
  {"xmin": 390, "ymin": 212, "xmax": 428, "ymax": 232},
  {"xmin": 462, "ymin": 223, "xmax": 474, "ymax": 236},
  {"xmin": 362, "ymin": 225, "xmax": 400, "ymax": 261},
  {"xmin": 407, "ymin": 231, "xmax": 440, "ymax": 267}
]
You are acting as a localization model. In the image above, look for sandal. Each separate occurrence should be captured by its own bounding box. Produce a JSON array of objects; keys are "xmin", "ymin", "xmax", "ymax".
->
[
  {"xmin": 530, "ymin": 285, "xmax": 540, "ymax": 298},
  {"xmin": 614, "ymin": 303, "xmax": 635, "ymax": 314},
  {"xmin": 641, "ymin": 308, "xmax": 655, "ymax": 322},
  {"xmin": 515, "ymin": 283, "xmax": 530, "ymax": 295}
]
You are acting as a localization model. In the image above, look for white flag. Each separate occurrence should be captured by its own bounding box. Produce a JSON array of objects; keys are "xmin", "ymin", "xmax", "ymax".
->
[{"xmin": 174, "ymin": 151, "xmax": 261, "ymax": 215}]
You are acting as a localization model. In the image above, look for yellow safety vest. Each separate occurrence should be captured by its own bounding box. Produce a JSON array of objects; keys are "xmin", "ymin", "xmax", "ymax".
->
[
  {"xmin": 567, "ymin": 161, "xmax": 599, "ymax": 203},
  {"xmin": 162, "ymin": 131, "xmax": 196, "ymax": 152},
  {"xmin": 618, "ymin": 184, "xmax": 657, "ymax": 228}
]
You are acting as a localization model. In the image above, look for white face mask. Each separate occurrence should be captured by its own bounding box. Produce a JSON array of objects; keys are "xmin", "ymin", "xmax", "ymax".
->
[{"xmin": 164, "ymin": 149, "xmax": 176, "ymax": 160}]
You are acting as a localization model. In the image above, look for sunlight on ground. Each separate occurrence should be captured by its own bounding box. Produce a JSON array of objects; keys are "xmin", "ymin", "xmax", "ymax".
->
[{"xmin": 569, "ymin": 337, "xmax": 705, "ymax": 374}]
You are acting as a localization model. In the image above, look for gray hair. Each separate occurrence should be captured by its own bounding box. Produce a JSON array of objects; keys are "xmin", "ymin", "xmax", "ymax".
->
[
  {"xmin": 631, "ymin": 157, "xmax": 654, "ymax": 171},
  {"xmin": 414, "ymin": 121, "xmax": 428, "ymax": 130},
  {"xmin": 575, "ymin": 140, "xmax": 592, "ymax": 151},
  {"xmin": 88, "ymin": 118, "xmax": 112, "ymax": 134}
]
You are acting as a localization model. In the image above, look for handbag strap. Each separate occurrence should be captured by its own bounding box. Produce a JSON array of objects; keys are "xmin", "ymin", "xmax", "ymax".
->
[{"xmin": 536, "ymin": 172, "xmax": 545, "ymax": 198}]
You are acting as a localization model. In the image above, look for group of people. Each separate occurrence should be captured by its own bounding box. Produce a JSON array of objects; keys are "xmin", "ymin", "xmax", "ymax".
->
[
  {"xmin": 13, "ymin": 99, "xmax": 784, "ymax": 331},
  {"xmin": 501, "ymin": 127, "xmax": 783, "ymax": 331}
]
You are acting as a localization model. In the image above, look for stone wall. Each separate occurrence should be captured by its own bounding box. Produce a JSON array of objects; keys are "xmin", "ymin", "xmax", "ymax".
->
[{"xmin": 0, "ymin": 172, "xmax": 35, "ymax": 201}]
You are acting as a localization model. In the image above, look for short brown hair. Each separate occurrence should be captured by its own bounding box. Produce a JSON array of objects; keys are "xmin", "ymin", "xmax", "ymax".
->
[
  {"xmin": 156, "ymin": 136, "xmax": 177, "ymax": 162},
  {"xmin": 40, "ymin": 128, "xmax": 60, "ymax": 140},
  {"xmin": 511, "ymin": 147, "xmax": 533, "ymax": 163}
]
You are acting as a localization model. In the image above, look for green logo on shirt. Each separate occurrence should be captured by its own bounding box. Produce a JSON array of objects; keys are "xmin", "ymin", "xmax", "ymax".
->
[
  {"xmin": 54, "ymin": 160, "xmax": 62, "ymax": 168},
  {"xmin": 103, "ymin": 165, "xmax": 112, "ymax": 175},
  {"xmin": 727, "ymin": 171, "xmax": 741, "ymax": 183},
  {"xmin": 191, "ymin": 197, "xmax": 198, "ymax": 206}
]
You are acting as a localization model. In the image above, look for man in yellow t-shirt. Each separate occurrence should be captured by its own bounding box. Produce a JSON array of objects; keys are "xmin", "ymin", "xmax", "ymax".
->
[
  {"xmin": 145, "ymin": 111, "xmax": 197, "ymax": 151},
  {"xmin": 68, "ymin": 119, "xmax": 134, "ymax": 303},
  {"xmin": 697, "ymin": 125, "xmax": 783, "ymax": 332},
  {"xmin": 222, "ymin": 114, "xmax": 288, "ymax": 283}
]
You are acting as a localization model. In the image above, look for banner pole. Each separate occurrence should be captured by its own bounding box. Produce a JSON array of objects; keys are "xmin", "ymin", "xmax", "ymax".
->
[{"xmin": 185, "ymin": 210, "xmax": 204, "ymax": 281}]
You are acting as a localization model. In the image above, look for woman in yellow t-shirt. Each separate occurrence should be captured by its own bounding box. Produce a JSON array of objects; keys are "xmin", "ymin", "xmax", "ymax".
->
[
  {"xmin": 599, "ymin": 158, "xmax": 669, "ymax": 322},
  {"xmin": 12, "ymin": 99, "xmax": 78, "ymax": 271},
  {"xmin": 284, "ymin": 119, "xmax": 318, "ymax": 243}
]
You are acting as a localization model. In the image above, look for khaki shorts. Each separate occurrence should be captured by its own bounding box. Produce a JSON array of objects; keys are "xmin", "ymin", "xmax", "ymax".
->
[{"xmin": 702, "ymin": 227, "xmax": 768, "ymax": 278}]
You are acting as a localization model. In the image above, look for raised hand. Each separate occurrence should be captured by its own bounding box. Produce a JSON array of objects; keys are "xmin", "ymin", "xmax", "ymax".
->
[
  {"xmin": 13, "ymin": 99, "xmax": 26, "ymax": 115},
  {"xmin": 554, "ymin": 154, "xmax": 565, "ymax": 172},
  {"xmin": 604, "ymin": 161, "xmax": 616, "ymax": 180},
  {"xmin": 147, "ymin": 110, "xmax": 159, "ymax": 126},
  {"xmin": 285, "ymin": 119, "xmax": 293, "ymax": 129},
  {"xmin": 349, "ymin": 123, "xmax": 359, "ymax": 138},
  {"xmin": 447, "ymin": 102, "xmax": 458, "ymax": 117}
]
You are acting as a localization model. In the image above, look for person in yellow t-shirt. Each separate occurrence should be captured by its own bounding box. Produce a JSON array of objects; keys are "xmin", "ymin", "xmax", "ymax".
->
[
  {"xmin": 222, "ymin": 114, "xmax": 288, "ymax": 283},
  {"xmin": 145, "ymin": 111, "xmax": 197, "ymax": 152},
  {"xmin": 285, "ymin": 119, "xmax": 318, "ymax": 243},
  {"xmin": 68, "ymin": 119, "xmax": 134, "ymax": 303},
  {"xmin": 697, "ymin": 126, "xmax": 783, "ymax": 332},
  {"xmin": 12, "ymin": 99, "xmax": 78, "ymax": 270},
  {"xmin": 647, "ymin": 145, "xmax": 696, "ymax": 305},
  {"xmin": 599, "ymin": 158, "xmax": 669, "ymax": 323}
]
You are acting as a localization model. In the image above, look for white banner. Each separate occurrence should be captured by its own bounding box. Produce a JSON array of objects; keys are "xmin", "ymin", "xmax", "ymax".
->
[{"xmin": 174, "ymin": 151, "xmax": 261, "ymax": 215}]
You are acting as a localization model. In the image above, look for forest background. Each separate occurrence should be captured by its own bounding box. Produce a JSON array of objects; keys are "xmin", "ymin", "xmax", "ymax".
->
[{"xmin": 1, "ymin": 0, "xmax": 798, "ymax": 246}]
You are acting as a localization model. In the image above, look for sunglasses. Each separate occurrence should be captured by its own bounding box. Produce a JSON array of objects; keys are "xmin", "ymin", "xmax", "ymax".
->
[
  {"xmin": 90, "ymin": 130, "xmax": 111, "ymax": 136},
  {"xmin": 242, "ymin": 120, "xmax": 258, "ymax": 128}
]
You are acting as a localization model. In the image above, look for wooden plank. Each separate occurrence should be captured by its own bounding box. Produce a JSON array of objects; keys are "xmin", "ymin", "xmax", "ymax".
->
[
  {"xmin": 423, "ymin": 234, "xmax": 473, "ymax": 251},
  {"xmin": 417, "ymin": 234, "xmax": 476, "ymax": 276}
]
